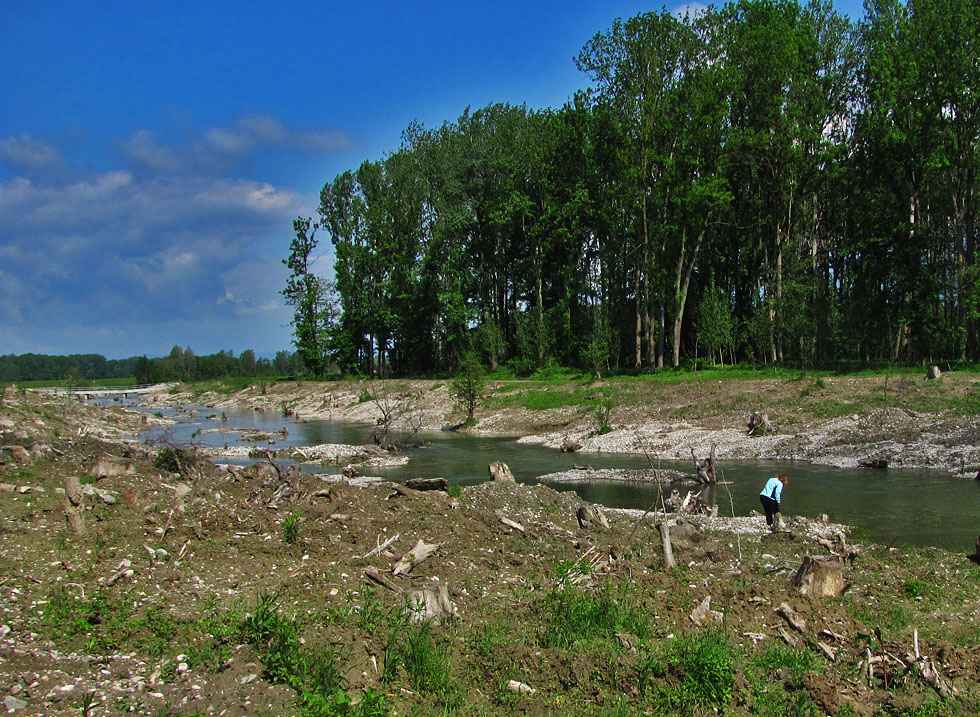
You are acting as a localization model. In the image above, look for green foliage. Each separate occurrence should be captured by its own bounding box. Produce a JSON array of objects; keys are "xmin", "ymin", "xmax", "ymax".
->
[
  {"xmin": 37, "ymin": 586, "xmax": 180, "ymax": 658},
  {"xmin": 590, "ymin": 397, "xmax": 613, "ymax": 435},
  {"xmin": 153, "ymin": 446, "xmax": 195, "ymax": 474},
  {"xmin": 283, "ymin": 513, "xmax": 301, "ymax": 545},
  {"xmin": 282, "ymin": 218, "xmax": 336, "ymax": 377},
  {"xmin": 901, "ymin": 578, "xmax": 928, "ymax": 599},
  {"xmin": 751, "ymin": 641, "xmax": 817, "ymax": 681}
]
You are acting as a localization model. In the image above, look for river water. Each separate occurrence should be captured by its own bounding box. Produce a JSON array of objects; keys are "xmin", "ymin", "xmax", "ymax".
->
[{"xmin": 131, "ymin": 402, "xmax": 980, "ymax": 553}]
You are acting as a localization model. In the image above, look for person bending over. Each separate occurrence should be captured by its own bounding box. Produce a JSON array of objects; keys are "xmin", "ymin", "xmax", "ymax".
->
[{"xmin": 759, "ymin": 473, "xmax": 788, "ymax": 532}]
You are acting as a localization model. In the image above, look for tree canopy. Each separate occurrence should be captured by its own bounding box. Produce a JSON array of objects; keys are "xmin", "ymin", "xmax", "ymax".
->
[{"xmin": 296, "ymin": 0, "xmax": 979, "ymax": 375}]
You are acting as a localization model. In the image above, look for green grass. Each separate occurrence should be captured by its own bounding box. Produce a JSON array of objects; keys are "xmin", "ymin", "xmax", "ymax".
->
[
  {"xmin": 539, "ymin": 581, "xmax": 649, "ymax": 650},
  {"xmin": 282, "ymin": 513, "xmax": 300, "ymax": 545},
  {"xmin": 663, "ymin": 628, "xmax": 737, "ymax": 709},
  {"xmin": 383, "ymin": 620, "xmax": 455, "ymax": 697},
  {"xmin": 241, "ymin": 591, "xmax": 390, "ymax": 716}
]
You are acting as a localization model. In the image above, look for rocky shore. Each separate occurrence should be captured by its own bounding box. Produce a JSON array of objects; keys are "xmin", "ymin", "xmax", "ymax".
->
[{"xmin": 147, "ymin": 372, "xmax": 980, "ymax": 477}]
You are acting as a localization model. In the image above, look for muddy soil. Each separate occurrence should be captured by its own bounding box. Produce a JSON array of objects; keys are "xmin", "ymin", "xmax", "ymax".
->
[{"xmin": 2, "ymin": 383, "xmax": 980, "ymax": 715}]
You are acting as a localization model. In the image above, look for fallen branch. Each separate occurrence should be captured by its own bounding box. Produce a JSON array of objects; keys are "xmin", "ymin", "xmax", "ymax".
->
[
  {"xmin": 361, "ymin": 532, "xmax": 400, "ymax": 559},
  {"xmin": 495, "ymin": 510, "xmax": 526, "ymax": 533},
  {"xmin": 364, "ymin": 565, "xmax": 403, "ymax": 593}
]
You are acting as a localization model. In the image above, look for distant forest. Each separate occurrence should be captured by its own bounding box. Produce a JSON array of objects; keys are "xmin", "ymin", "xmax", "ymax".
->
[
  {"xmin": 0, "ymin": 348, "xmax": 305, "ymax": 384},
  {"xmin": 284, "ymin": 0, "xmax": 980, "ymax": 377}
]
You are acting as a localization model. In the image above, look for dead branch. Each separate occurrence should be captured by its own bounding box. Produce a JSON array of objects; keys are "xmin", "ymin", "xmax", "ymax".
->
[
  {"xmin": 495, "ymin": 510, "xmax": 526, "ymax": 533},
  {"xmin": 364, "ymin": 565, "xmax": 403, "ymax": 593},
  {"xmin": 776, "ymin": 602, "xmax": 806, "ymax": 633},
  {"xmin": 361, "ymin": 532, "xmax": 401, "ymax": 559}
]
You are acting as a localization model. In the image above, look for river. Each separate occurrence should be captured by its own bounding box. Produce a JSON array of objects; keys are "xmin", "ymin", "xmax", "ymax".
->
[{"xmin": 130, "ymin": 402, "xmax": 980, "ymax": 553}]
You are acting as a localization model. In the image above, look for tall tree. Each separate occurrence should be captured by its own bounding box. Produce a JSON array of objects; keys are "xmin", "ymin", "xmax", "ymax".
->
[{"xmin": 282, "ymin": 217, "xmax": 332, "ymax": 376}]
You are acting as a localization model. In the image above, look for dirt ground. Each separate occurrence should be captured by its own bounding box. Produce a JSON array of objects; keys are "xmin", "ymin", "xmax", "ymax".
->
[{"xmin": 2, "ymin": 378, "xmax": 980, "ymax": 715}]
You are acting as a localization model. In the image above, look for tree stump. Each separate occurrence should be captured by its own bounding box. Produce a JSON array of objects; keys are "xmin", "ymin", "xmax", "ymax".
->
[
  {"xmin": 747, "ymin": 412, "xmax": 774, "ymax": 436},
  {"xmin": 792, "ymin": 555, "xmax": 845, "ymax": 597},
  {"xmin": 64, "ymin": 475, "xmax": 87, "ymax": 537},
  {"xmin": 690, "ymin": 444, "xmax": 717, "ymax": 483},
  {"xmin": 577, "ymin": 504, "xmax": 609, "ymax": 530},
  {"xmin": 658, "ymin": 521, "xmax": 676, "ymax": 568},
  {"xmin": 926, "ymin": 365, "xmax": 942, "ymax": 380},
  {"xmin": 488, "ymin": 461, "xmax": 515, "ymax": 482},
  {"xmin": 403, "ymin": 582, "xmax": 456, "ymax": 623},
  {"xmin": 561, "ymin": 439, "xmax": 582, "ymax": 453}
]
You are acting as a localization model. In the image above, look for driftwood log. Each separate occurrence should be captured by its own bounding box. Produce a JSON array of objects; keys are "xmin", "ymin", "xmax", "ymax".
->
[
  {"xmin": 495, "ymin": 510, "xmax": 527, "ymax": 534},
  {"xmin": 690, "ymin": 444, "xmax": 717, "ymax": 483},
  {"xmin": 404, "ymin": 477, "xmax": 448, "ymax": 492},
  {"xmin": 793, "ymin": 555, "xmax": 846, "ymax": 597},
  {"xmin": 858, "ymin": 458, "xmax": 889, "ymax": 469},
  {"xmin": 392, "ymin": 539, "xmax": 439, "ymax": 576}
]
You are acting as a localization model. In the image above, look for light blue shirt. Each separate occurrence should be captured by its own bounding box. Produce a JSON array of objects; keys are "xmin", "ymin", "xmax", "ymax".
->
[{"xmin": 760, "ymin": 476, "xmax": 783, "ymax": 503}]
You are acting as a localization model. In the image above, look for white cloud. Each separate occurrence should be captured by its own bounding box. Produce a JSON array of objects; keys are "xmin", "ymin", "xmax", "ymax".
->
[
  {"xmin": 0, "ymin": 135, "xmax": 62, "ymax": 170},
  {"xmin": 121, "ymin": 130, "xmax": 182, "ymax": 172},
  {"xmin": 118, "ymin": 113, "xmax": 354, "ymax": 175},
  {"xmin": 193, "ymin": 179, "xmax": 299, "ymax": 211},
  {"xmin": 204, "ymin": 113, "xmax": 354, "ymax": 156}
]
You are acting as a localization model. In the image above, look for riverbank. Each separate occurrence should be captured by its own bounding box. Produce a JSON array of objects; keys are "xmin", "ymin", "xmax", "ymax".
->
[
  {"xmin": 2, "ymin": 387, "xmax": 980, "ymax": 715},
  {"xmin": 149, "ymin": 370, "xmax": 980, "ymax": 476}
]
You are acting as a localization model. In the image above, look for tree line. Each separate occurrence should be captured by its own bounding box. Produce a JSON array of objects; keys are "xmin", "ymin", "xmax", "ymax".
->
[
  {"xmin": 285, "ymin": 0, "xmax": 980, "ymax": 377},
  {"xmin": 0, "ymin": 348, "xmax": 308, "ymax": 384}
]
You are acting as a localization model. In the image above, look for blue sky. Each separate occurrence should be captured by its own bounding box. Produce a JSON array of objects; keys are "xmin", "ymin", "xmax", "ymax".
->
[{"xmin": 0, "ymin": 0, "xmax": 866, "ymax": 360}]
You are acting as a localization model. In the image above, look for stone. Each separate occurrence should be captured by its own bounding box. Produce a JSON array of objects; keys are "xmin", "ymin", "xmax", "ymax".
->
[{"xmin": 4, "ymin": 695, "xmax": 27, "ymax": 712}]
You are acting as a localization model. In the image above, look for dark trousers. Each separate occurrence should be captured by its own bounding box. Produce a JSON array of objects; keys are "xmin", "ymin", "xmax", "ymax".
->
[{"xmin": 760, "ymin": 495, "xmax": 780, "ymax": 526}]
